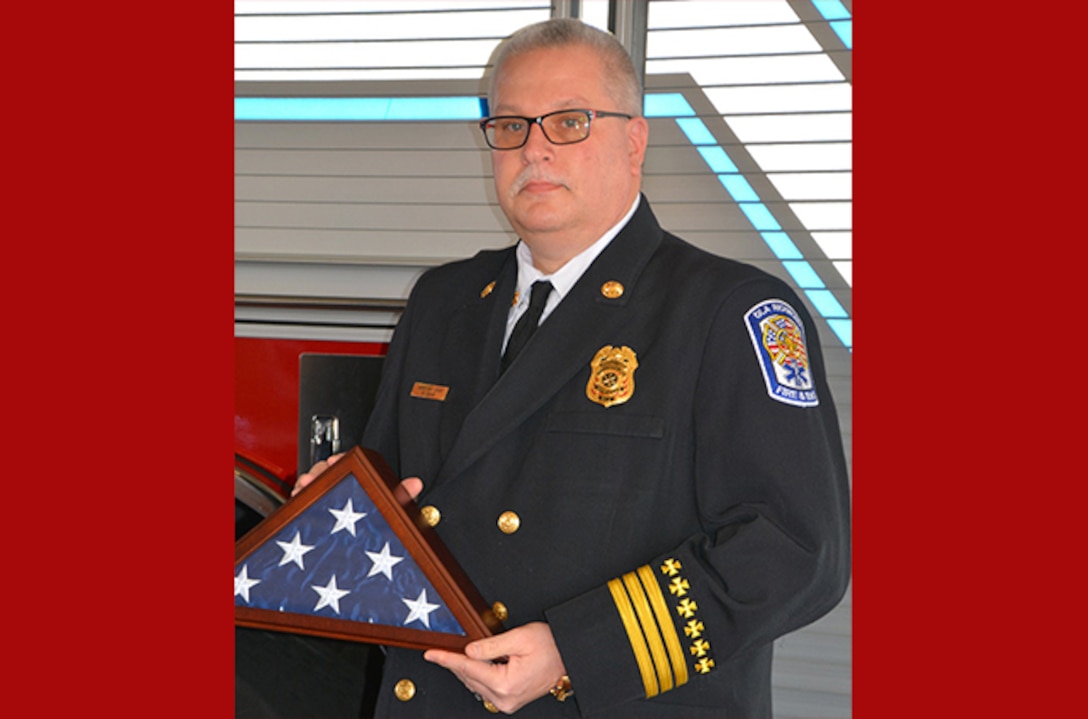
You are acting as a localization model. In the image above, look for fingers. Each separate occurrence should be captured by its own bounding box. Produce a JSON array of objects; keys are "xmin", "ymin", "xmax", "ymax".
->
[
  {"xmin": 293, "ymin": 458, "xmax": 422, "ymax": 502},
  {"xmin": 464, "ymin": 634, "xmax": 512, "ymax": 663},
  {"xmin": 290, "ymin": 470, "xmax": 317, "ymax": 497},
  {"xmin": 290, "ymin": 452, "xmax": 346, "ymax": 497},
  {"xmin": 423, "ymin": 650, "xmax": 508, "ymax": 712},
  {"xmin": 422, "ymin": 623, "xmax": 565, "ymax": 714},
  {"xmin": 422, "ymin": 648, "xmax": 472, "ymax": 675},
  {"xmin": 400, "ymin": 476, "xmax": 424, "ymax": 500}
]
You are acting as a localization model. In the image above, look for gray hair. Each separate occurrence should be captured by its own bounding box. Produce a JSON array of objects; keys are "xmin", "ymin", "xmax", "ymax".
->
[{"xmin": 486, "ymin": 18, "xmax": 643, "ymax": 117}]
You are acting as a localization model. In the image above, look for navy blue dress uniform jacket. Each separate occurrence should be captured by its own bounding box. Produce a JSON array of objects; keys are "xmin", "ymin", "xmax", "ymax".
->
[{"xmin": 361, "ymin": 198, "xmax": 850, "ymax": 718}]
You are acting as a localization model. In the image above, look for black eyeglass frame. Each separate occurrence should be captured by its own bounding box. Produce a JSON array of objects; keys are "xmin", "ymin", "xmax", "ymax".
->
[{"xmin": 478, "ymin": 109, "xmax": 634, "ymax": 150}]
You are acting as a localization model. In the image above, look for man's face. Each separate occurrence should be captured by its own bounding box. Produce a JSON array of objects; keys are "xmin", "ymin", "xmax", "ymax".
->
[{"xmin": 489, "ymin": 45, "xmax": 648, "ymax": 269}]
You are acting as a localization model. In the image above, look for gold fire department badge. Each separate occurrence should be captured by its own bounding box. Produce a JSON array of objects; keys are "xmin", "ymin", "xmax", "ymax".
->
[{"xmin": 586, "ymin": 345, "xmax": 638, "ymax": 408}]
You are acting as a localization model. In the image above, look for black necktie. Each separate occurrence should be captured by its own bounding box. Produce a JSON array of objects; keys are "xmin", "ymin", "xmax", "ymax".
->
[{"xmin": 501, "ymin": 280, "xmax": 553, "ymax": 373}]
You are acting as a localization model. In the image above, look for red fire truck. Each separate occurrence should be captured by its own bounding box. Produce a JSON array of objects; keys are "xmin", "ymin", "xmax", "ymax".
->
[{"xmin": 234, "ymin": 330, "xmax": 390, "ymax": 540}]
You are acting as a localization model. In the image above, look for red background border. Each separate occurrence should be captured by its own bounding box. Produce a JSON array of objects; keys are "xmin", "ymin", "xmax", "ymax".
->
[{"xmin": 7, "ymin": 4, "xmax": 1082, "ymax": 717}]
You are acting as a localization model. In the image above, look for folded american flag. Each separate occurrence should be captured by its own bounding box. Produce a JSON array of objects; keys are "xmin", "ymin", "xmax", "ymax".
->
[{"xmin": 235, "ymin": 462, "xmax": 464, "ymax": 638}]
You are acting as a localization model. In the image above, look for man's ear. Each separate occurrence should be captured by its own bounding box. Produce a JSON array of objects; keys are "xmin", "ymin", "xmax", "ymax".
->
[{"xmin": 627, "ymin": 116, "xmax": 650, "ymax": 173}]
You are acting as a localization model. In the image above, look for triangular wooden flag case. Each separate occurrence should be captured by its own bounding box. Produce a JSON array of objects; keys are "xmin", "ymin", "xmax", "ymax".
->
[{"xmin": 234, "ymin": 446, "xmax": 503, "ymax": 651}]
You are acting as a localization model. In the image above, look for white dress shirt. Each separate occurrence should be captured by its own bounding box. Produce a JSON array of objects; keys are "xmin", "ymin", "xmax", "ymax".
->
[{"xmin": 502, "ymin": 195, "xmax": 641, "ymax": 353}]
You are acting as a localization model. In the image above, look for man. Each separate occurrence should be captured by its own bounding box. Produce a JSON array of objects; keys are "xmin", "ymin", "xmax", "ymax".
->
[{"xmin": 298, "ymin": 17, "xmax": 849, "ymax": 718}]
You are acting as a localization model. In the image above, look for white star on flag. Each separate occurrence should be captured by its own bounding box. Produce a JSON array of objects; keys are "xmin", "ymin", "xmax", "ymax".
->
[
  {"xmin": 276, "ymin": 530, "xmax": 316, "ymax": 569},
  {"xmin": 234, "ymin": 564, "xmax": 261, "ymax": 602},
  {"xmin": 312, "ymin": 575, "xmax": 351, "ymax": 614},
  {"xmin": 329, "ymin": 498, "xmax": 368, "ymax": 536},
  {"xmin": 402, "ymin": 588, "xmax": 440, "ymax": 629},
  {"xmin": 365, "ymin": 542, "xmax": 405, "ymax": 581}
]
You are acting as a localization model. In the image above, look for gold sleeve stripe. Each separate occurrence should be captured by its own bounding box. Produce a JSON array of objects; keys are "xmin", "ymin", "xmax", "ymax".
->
[
  {"xmin": 607, "ymin": 578, "xmax": 659, "ymax": 698},
  {"xmin": 621, "ymin": 571, "xmax": 674, "ymax": 693},
  {"xmin": 637, "ymin": 564, "xmax": 689, "ymax": 688}
]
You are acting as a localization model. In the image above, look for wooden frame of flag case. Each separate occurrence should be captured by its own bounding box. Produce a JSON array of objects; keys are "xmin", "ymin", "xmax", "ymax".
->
[{"xmin": 235, "ymin": 446, "xmax": 503, "ymax": 651}]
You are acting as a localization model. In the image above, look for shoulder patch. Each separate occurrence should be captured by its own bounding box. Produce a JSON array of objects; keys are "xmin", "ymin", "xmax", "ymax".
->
[{"xmin": 744, "ymin": 299, "xmax": 819, "ymax": 407}]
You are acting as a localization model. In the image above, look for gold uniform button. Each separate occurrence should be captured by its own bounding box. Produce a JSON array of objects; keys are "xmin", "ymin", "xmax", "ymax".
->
[
  {"xmin": 394, "ymin": 679, "xmax": 416, "ymax": 702},
  {"xmin": 497, "ymin": 511, "xmax": 520, "ymax": 534},
  {"xmin": 601, "ymin": 280, "xmax": 624, "ymax": 299},
  {"xmin": 420, "ymin": 505, "xmax": 441, "ymax": 527},
  {"xmin": 491, "ymin": 601, "xmax": 509, "ymax": 622}
]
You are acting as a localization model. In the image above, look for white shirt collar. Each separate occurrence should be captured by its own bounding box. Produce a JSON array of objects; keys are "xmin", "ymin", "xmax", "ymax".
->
[{"xmin": 510, "ymin": 194, "xmax": 641, "ymax": 324}]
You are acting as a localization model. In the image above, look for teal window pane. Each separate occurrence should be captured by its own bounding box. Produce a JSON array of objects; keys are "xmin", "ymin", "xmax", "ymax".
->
[
  {"xmin": 718, "ymin": 174, "xmax": 760, "ymax": 202},
  {"xmin": 643, "ymin": 93, "xmax": 694, "ymax": 117},
  {"xmin": 738, "ymin": 203, "xmax": 781, "ymax": 231},
  {"xmin": 826, "ymin": 318, "xmax": 853, "ymax": 348},
  {"xmin": 235, "ymin": 97, "xmax": 485, "ymax": 121},
  {"xmin": 675, "ymin": 117, "xmax": 717, "ymax": 145},
  {"xmin": 784, "ymin": 261, "xmax": 826, "ymax": 289},
  {"xmin": 813, "ymin": 0, "xmax": 851, "ymax": 20},
  {"xmin": 803, "ymin": 289, "xmax": 848, "ymax": 318},
  {"xmin": 386, "ymin": 97, "xmax": 486, "ymax": 120},
  {"xmin": 761, "ymin": 232, "xmax": 803, "ymax": 260},
  {"xmin": 697, "ymin": 146, "xmax": 739, "ymax": 173},
  {"xmin": 830, "ymin": 20, "xmax": 852, "ymax": 48}
]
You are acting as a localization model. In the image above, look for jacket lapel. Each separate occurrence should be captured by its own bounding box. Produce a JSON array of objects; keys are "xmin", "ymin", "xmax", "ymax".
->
[
  {"xmin": 436, "ymin": 198, "xmax": 664, "ymax": 484},
  {"xmin": 437, "ymin": 253, "xmax": 517, "ymax": 459}
]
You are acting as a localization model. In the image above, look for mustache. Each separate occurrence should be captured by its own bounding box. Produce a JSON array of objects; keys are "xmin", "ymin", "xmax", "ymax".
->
[{"xmin": 511, "ymin": 169, "xmax": 569, "ymax": 194}]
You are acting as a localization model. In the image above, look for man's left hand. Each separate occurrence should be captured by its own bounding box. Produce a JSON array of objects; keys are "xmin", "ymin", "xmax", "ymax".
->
[{"xmin": 423, "ymin": 621, "xmax": 566, "ymax": 714}]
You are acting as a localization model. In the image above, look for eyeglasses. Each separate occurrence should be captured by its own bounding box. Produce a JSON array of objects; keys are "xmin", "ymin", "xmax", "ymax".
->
[{"xmin": 478, "ymin": 109, "xmax": 633, "ymax": 150}]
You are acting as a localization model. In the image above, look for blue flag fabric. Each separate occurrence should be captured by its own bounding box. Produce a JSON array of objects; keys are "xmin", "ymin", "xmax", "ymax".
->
[{"xmin": 234, "ymin": 472, "xmax": 464, "ymax": 636}]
